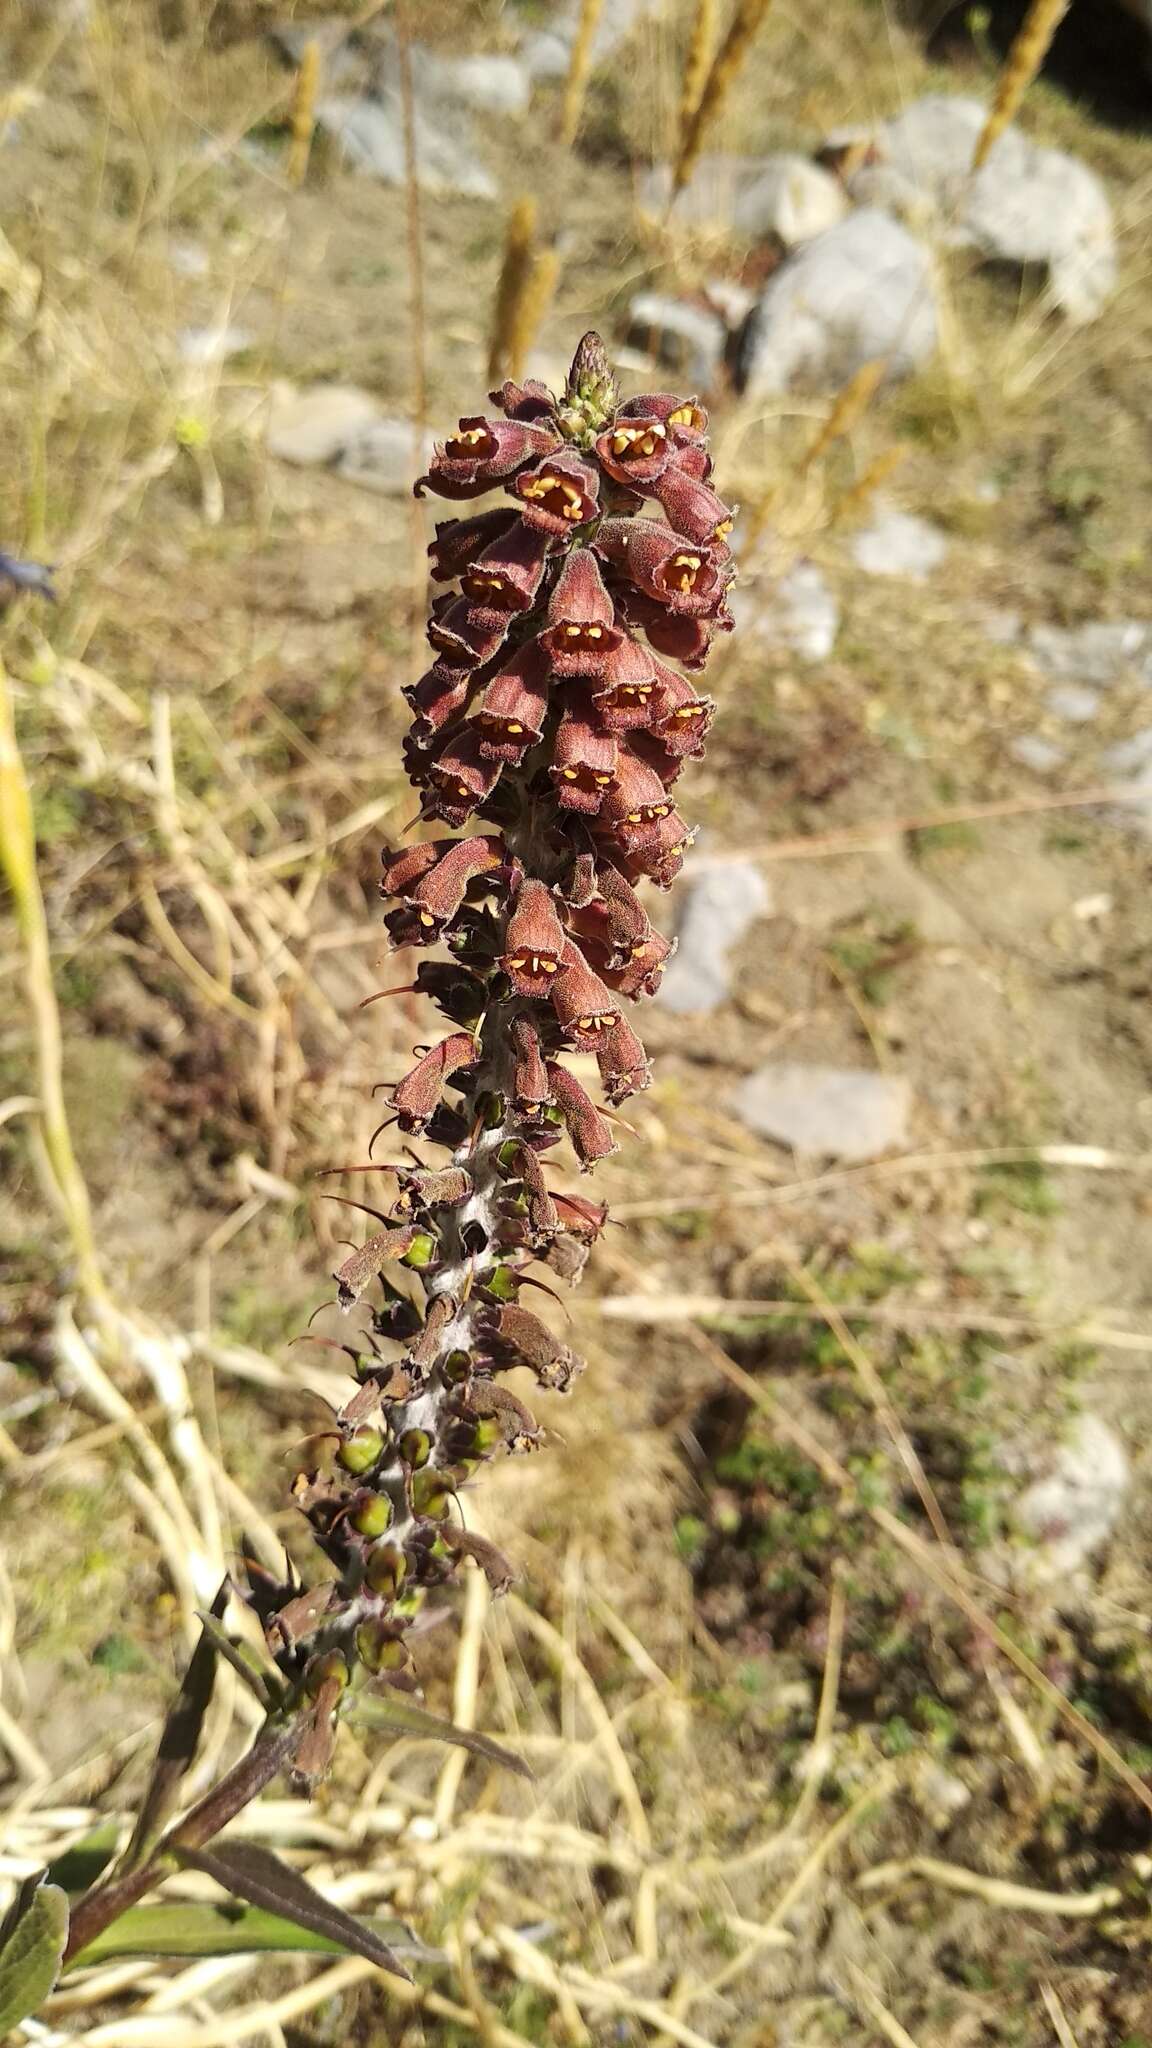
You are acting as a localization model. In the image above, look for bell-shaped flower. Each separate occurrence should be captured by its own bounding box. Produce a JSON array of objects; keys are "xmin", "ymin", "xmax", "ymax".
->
[
  {"xmin": 549, "ymin": 939, "xmax": 621, "ymax": 1047},
  {"xmin": 539, "ymin": 549, "xmax": 623, "ymax": 676},
  {"xmin": 550, "ymin": 710, "xmax": 618, "ymax": 814},
  {"xmin": 416, "ymin": 415, "xmax": 560, "ymax": 499},
  {"xmin": 511, "ymin": 452, "xmax": 600, "ymax": 536},
  {"xmin": 500, "ymin": 878, "xmax": 568, "ymax": 997},
  {"xmin": 460, "ymin": 519, "xmax": 552, "ymax": 614},
  {"xmin": 472, "ymin": 642, "xmax": 550, "ymax": 764}
]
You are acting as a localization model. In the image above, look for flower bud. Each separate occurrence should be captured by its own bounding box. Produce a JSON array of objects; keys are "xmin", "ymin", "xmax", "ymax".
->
[
  {"xmin": 349, "ymin": 1489, "xmax": 394, "ymax": 1538},
  {"xmin": 339, "ymin": 1424, "xmax": 385, "ymax": 1475},
  {"xmin": 365, "ymin": 1542, "xmax": 408, "ymax": 1599}
]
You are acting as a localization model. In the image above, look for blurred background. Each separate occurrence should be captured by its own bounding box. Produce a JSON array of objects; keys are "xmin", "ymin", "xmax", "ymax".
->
[{"xmin": 1, "ymin": 1, "xmax": 1152, "ymax": 2042}]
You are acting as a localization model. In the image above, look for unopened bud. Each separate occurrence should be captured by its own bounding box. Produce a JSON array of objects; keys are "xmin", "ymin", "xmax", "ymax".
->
[
  {"xmin": 412, "ymin": 1467, "xmax": 454, "ymax": 1520},
  {"xmin": 305, "ymin": 1649, "xmax": 350, "ymax": 1698},
  {"xmin": 365, "ymin": 1542, "xmax": 408, "ymax": 1598},
  {"xmin": 355, "ymin": 1617, "xmax": 411, "ymax": 1674},
  {"xmin": 349, "ymin": 1489, "xmax": 394, "ymax": 1537},
  {"xmin": 403, "ymin": 1232, "xmax": 437, "ymax": 1269},
  {"xmin": 339, "ymin": 1424, "xmax": 385, "ymax": 1475},
  {"xmin": 399, "ymin": 1427, "xmax": 433, "ymax": 1469}
]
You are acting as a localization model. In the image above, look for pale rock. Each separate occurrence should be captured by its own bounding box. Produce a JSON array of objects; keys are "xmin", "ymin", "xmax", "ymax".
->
[
  {"xmin": 1028, "ymin": 620, "xmax": 1152, "ymax": 687},
  {"xmin": 417, "ymin": 51, "xmax": 531, "ymax": 115},
  {"xmin": 316, "ymin": 93, "xmax": 495, "ymax": 198},
  {"xmin": 732, "ymin": 209, "xmax": 939, "ymax": 396},
  {"xmin": 850, "ymin": 503, "xmax": 948, "ymax": 580},
  {"xmin": 1045, "ymin": 683, "xmax": 1101, "ymax": 723},
  {"xmin": 850, "ymin": 95, "xmax": 1117, "ymax": 325},
  {"xmin": 657, "ymin": 861, "xmax": 771, "ymax": 1016},
  {"xmin": 266, "ymin": 383, "xmax": 383, "ymax": 466},
  {"xmin": 519, "ymin": 0, "xmax": 663, "ymax": 78},
  {"xmin": 730, "ymin": 1063, "xmax": 912, "ymax": 1161},
  {"xmin": 177, "ymin": 322, "xmax": 253, "ymax": 365},
  {"xmin": 739, "ymin": 563, "xmax": 840, "ymax": 662},
  {"xmin": 1009, "ymin": 1415, "xmax": 1130, "ymax": 1580},
  {"xmin": 641, "ymin": 152, "xmax": 847, "ymax": 246},
  {"xmin": 1010, "ymin": 734, "xmax": 1066, "ymax": 773},
  {"xmin": 336, "ymin": 417, "xmax": 436, "ymax": 494},
  {"xmin": 167, "ymin": 238, "xmax": 210, "ymax": 279},
  {"xmin": 626, "ymin": 292, "xmax": 727, "ymax": 389}
]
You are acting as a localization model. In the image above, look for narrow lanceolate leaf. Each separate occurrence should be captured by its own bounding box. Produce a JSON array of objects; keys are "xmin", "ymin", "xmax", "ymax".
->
[
  {"xmin": 67, "ymin": 1900, "xmax": 436, "ymax": 1969},
  {"xmin": 0, "ymin": 1883, "xmax": 69, "ymax": 2034},
  {"xmin": 342, "ymin": 1691, "xmax": 534, "ymax": 1781},
  {"xmin": 120, "ymin": 1581, "xmax": 231, "ymax": 1872},
  {"xmin": 176, "ymin": 1842, "xmax": 411, "ymax": 1980}
]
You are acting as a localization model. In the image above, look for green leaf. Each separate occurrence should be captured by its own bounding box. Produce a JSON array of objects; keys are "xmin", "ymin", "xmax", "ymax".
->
[
  {"xmin": 177, "ymin": 1842, "xmax": 411, "ymax": 1980},
  {"xmin": 68, "ymin": 1901, "xmax": 436, "ymax": 1969},
  {"xmin": 342, "ymin": 1691, "xmax": 533, "ymax": 1781},
  {"xmin": 0, "ymin": 1883, "xmax": 69, "ymax": 2034},
  {"xmin": 44, "ymin": 1822, "xmax": 120, "ymax": 1896}
]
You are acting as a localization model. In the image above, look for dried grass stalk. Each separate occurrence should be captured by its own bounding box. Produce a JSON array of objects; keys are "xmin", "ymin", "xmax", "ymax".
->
[
  {"xmin": 505, "ymin": 242, "xmax": 562, "ymax": 383},
  {"xmin": 973, "ymin": 0, "xmax": 1070, "ymax": 170},
  {"xmin": 834, "ymin": 444, "xmax": 909, "ymax": 524},
  {"xmin": 287, "ymin": 38, "xmax": 321, "ymax": 188},
  {"xmin": 560, "ymin": 0, "xmax": 606, "ymax": 147},
  {"xmin": 488, "ymin": 196, "xmax": 539, "ymax": 384},
  {"xmin": 800, "ymin": 356, "xmax": 888, "ymax": 471},
  {"xmin": 678, "ymin": 0, "xmax": 717, "ymax": 134},
  {"xmin": 672, "ymin": 0, "xmax": 774, "ymax": 197}
]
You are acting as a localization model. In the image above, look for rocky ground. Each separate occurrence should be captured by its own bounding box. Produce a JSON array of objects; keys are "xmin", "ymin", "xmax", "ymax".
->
[{"xmin": 1, "ymin": 3, "xmax": 1152, "ymax": 2044}]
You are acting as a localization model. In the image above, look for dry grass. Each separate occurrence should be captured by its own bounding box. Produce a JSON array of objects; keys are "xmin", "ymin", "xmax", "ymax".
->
[{"xmin": 2, "ymin": 3, "xmax": 1152, "ymax": 2045}]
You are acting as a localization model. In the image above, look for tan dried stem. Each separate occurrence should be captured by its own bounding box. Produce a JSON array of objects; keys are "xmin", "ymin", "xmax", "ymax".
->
[
  {"xmin": 973, "ymin": 0, "xmax": 1070, "ymax": 170},
  {"xmin": 560, "ymin": 0, "xmax": 606, "ymax": 147},
  {"xmin": 672, "ymin": 0, "xmax": 774, "ymax": 197},
  {"xmin": 678, "ymin": 0, "xmax": 718, "ymax": 135},
  {"xmin": 286, "ymin": 38, "xmax": 321, "ymax": 188},
  {"xmin": 488, "ymin": 196, "xmax": 539, "ymax": 384}
]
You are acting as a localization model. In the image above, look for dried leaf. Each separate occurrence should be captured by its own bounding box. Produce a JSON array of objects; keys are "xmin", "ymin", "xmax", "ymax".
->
[{"xmin": 178, "ymin": 1842, "xmax": 411, "ymax": 1980}]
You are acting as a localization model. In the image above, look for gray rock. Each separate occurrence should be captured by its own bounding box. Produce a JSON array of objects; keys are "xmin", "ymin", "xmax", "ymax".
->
[
  {"xmin": 739, "ymin": 563, "xmax": 840, "ymax": 662},
  {"xmin": 850, "ymin": 504, "xmax": 947, "ymax": 580},
  {"xmin": 421, "ymin": 53, "xmax": 530, "ymax": 116},
  {"xmin": 657, "ymin": 861, "xmax": 771, "ymax": 1016},
  {"xmin": 626, "ymin": 292, "xmax": 727, "ymax": 389},
  {"xmin": 641, "ymin": 152, "xmax": 847, "ymax": 246},
  {"xmin": 519, "ymin": 0, "xmax": 663, "ymax": 77},
  {"xmin": 266, "ymin": 383, "xmax": 384, "ymax": 466},
  {"xmin": 1009, "ymin": 1415, "xmax": 1129, "ymax": 1581},
  {"xmin": 1028, "ymin": 620, "xmax": 1152, "ymax": 687},
  {"xmin": 978, "ymin": 606, "xmax": 1022, "ymax": 645},
  {"xmin": 1104, "ymin": 727, "xmax": 1152, "ymax": 776},
  {"xmin": 336, "ymin": 417, "xmax": 436, "ymax": 494},
  {"xmin": 317, "ymin": 92, "xmax": 495, "ymax": 198},
  {"xmin": 1010, "ymin": 734, "xmax": 1067, "ymax": 773},
  {"xmin": 732, "ymin": 209, "xmax": 938, "ymax": 396},
  {"xmin": 177, "ymin": 322, "xmax": 253, "ymax": 365},
  {"xmin": 1045, "ymin": 683, "xmax": 1101, "ymax": 723},
  {"xmin": 730, "ymin": 1063, "xmax": 912, "ymax": 1161},
  {"xmin": 851, "ymin": 95, "xmax": 1117, "ymax": 325}
]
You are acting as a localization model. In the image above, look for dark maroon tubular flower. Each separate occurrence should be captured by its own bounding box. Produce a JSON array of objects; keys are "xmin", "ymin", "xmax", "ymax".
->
[
  {"xmin": 429, "ymin": 510, "xmax": 520, "ymax": 583},
  {"xmin": 652, "ymin": 462, "xmax": 734, "ymax": 547},
  {"xmin": 510, "ymin": 1014, "xmax": 551, "ymax": 1114},
  {"xmin": 594, "ymin": 410, "xmax": 675, "ymax": 488},
  {"xmin": 385, "ymin": 834, "xmax": 507, "ymax": 947},
  {"xmin": 511, "ymin": 452, "xmax": 600, "ymax": 536},
  {"xmin": 590, "ymin": 633, "xmax": 661, "ymax": 731},
  {"xmin": 404, "ymin": 662, "xmax": 474, "ymax": 745},
  {"xmin": 550, "ymin": 938, "xmax": 621, "ymax": 1047},
  {"xmin": 460, "ymin": 520, "xmax": 551, "ymax": 615},
  {"xmin": 595, "ymin": 1014, "xmax": 652, "ymax": 1103},
  {"xmin": 391, "ymin": 1031, "xmax": 480, "ymax": 1133},
  {"xmin": 597, "ymin": 749, "xmax": 678, "ymax": 853},
  {"xmin": 500, "ymin": 878, "xmax": 567, "ymax": 997},
  {"xmin": 267, "ymin": 335, "xmax": 735, "ymax": 1780},
  {"xmin": 649, "ymin": 661, "xmax": 715, "ymax": 756},
  {"xmin": 427, "ymin": 595, "xmax": 510, "ymax": 669},
  {"xmin": 596, "ymin": 518, "xmax": 733, "ymax": 618},
  {"xmin": 617, "ymin": 391, "xmax": 708, "ymax": 443},
  {"xmin": 550, "ymin": 710, "xmax": 618, "ymax": 814},
  {"xmin": 421, "ymin": 729, "xmax": 503, "ymax": 827},
  {"xmin": 488, "ymin": 377, "xmax": 558, "ymax": 422},
  {"xmin": 415, "ymin": 416, "xmax": 560, "ymax": 499},
  {"xmin": 545, "ymin": 1061, "xmax": 617, "ymax": 1167},
  {"xmin": 538, "ymin": 549, "xmax": 623, "ymax": 676},
  {"xmin": 620, "ymin": 811, "xmax": 696, "ymax": 888},
  {"xmin": 472, "ymin": 643, "xmax": 550, "ymax": 764}
]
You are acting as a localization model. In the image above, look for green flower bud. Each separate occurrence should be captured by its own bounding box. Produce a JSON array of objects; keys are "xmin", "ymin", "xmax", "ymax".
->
[
  {"xmin": 484, "ymin": 1263, "xmax": 517, "ymax": 1302},
  {"xmin": 355, "ymin": 1617, "xmax": 411, "ymax": 1674},
  {"xmin": 412, "ymin": 1467, "xmax": 454, "ymax": 1520},
  {"xmin": 365, "ymin": 1542, "xmax": 407, "ymax": 1598},
  {"xmin": 305, "ymin": 1649, "xmax": 350, "ymax": 1698},
  {"xmin": 443, "ymin": 1349, "xmax": 472, "ymax": 1383},
  {"xmin": 403, "ymin": 1232, "xmax": 437, "ymax": 1269},
  {"xmin": 339, "ymin": 1424, "xmax": 385, "ymax": 1475},
  {"xmin": 481, "ymin": 1091, "xmax": 506, "ymax": 1129},
  {"xmin": 399, "ymin": 1427, "xmax": 433, "ymax": 1469},
  {"xmin": 349, "ymin": 1490, "xmax": 394, "ymax": 1538}
]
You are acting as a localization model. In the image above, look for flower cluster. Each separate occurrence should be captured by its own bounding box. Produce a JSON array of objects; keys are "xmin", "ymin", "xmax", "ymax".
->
[{"xmin": 257, "ymin": 336, "xmax": 732, "ymax": 1777}]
